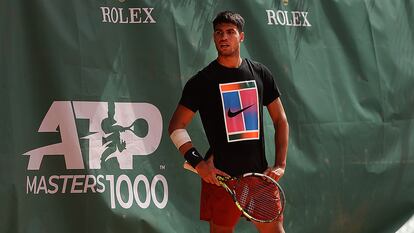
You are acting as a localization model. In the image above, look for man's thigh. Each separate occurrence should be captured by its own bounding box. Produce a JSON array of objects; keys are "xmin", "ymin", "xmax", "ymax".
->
[{"xmin": 253, "ymin": 220, "xmax": 285, "ymax": 233}]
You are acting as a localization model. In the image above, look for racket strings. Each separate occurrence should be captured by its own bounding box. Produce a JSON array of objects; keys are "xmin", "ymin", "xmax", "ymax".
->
[{"xmin": 232, "ymin": 177, "xmax": 283, "ymax": 220}]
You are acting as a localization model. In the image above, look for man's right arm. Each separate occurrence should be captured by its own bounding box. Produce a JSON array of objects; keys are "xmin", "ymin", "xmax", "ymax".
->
[
  {"xmin": 168, "ymin": 104, "xmax": 228, "ymax": 185},
  {"xmin": 168, "ymin": 104, "xmax": 196, "ymax": 154}
]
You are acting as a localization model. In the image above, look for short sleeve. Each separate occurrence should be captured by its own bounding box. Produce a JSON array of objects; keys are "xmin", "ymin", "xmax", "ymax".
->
[
  {"xmin": 179, "ymin": 74, "xmax": 201, "ymax": 112},
  {"xmin": 261, "ymin": 65, "xmax": 281, "ymax": 106}
]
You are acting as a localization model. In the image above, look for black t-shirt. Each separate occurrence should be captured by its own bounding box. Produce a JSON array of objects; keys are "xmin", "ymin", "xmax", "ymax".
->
[{"xmin": 179, "ymin": 58, "xmax": 280, "ymax": 176}]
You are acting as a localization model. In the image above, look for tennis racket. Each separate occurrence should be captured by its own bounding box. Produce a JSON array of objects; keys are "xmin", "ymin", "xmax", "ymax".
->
[{"xmin": 183, "ymin": 162, "xmax": 285, "ymax": 223}]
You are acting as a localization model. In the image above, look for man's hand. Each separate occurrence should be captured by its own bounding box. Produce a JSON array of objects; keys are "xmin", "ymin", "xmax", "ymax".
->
[
  {"xmin": 264, "ymin": 166, "xmax": 285, "ymax": 182},
  {"xmin": 195, "ymin": 156, "xmax": 229, "ymax": 186}
]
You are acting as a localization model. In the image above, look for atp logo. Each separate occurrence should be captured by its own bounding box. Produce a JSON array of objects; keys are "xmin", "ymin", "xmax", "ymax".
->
[{"xmin": 24, "ymin": 101, "xmax": 163, "ymax": 170}]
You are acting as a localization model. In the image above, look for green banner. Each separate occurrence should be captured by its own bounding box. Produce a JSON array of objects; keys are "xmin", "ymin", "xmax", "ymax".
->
[{"xmin": 1, "ymin": 0, "xmax": 413, "ymax": 232}]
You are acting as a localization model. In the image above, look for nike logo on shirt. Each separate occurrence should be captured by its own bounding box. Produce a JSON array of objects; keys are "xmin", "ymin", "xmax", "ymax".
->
[{"xmin": 227, "ymin": 104, "xmax": 254, "ymax": 118}]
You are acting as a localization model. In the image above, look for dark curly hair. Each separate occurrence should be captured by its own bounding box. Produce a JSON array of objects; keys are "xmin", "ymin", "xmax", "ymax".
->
[{"xmin": 213, "ymin": 11, "xmax": 245, "ymax": 32}]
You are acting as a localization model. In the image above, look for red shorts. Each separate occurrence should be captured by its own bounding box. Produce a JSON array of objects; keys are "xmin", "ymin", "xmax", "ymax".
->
[
  {"xmin": 200, "ymin": 179, "xmax": 242, "ymax": 227},
  {"xmin": 200, "ymin": 179, "xmax": 284, "ymax": 227}
]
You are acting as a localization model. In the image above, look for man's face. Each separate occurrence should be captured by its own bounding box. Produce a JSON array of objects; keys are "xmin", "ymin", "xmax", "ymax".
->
[{"xmin": 213, "ymin": 23, "xmax": 244, "ymax": 57}]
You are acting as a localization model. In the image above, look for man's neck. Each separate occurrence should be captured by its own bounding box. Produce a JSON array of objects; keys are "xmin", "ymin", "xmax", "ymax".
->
[{"xmin": 216, "ymin": 55, "xmax": 243, "ymax": 68}]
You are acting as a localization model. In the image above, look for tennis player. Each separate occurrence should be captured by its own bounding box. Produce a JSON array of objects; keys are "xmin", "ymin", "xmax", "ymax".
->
[{"xmin": 169, "ymin": 11, "xmax": 289, "ymax": 233}]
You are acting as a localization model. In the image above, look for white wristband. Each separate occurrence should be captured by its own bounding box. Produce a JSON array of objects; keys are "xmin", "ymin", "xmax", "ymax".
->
[{"xmin": 170, "ymin": 129, "xmax": 191, "ymax": 149}]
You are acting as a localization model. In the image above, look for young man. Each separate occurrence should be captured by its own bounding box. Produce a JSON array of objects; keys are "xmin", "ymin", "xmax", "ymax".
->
[{"xmin": 169, "ymin": 11, "xmax": 289, "ymax": 233}]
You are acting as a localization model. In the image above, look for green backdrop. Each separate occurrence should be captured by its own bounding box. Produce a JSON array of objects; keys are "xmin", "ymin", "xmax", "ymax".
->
[{"xmin": 1, "ymin": 0, "xmax": 414, "ymax": 232}]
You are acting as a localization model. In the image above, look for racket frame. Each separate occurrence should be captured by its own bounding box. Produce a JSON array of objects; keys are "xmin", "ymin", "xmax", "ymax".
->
[{"xmin": 183, "ymin": 162, "xmax": 285, "ymax": 223}]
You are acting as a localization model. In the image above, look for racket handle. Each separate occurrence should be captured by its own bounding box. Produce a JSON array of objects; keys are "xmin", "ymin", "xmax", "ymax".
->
[{"xmin": 183, "ymin": 161, "xmax": 198, "ymax": 174}]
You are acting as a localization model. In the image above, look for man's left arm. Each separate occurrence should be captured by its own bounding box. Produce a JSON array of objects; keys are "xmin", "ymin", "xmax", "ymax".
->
[{"xmin": 264, "ymin": 98, "xmax": 289, "ymax": 181}]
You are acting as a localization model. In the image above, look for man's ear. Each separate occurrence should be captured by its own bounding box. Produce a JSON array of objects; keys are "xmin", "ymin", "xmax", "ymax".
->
[{"xmin": 240, "ymin": 32, "xmax": 245, "ymax": 42}]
